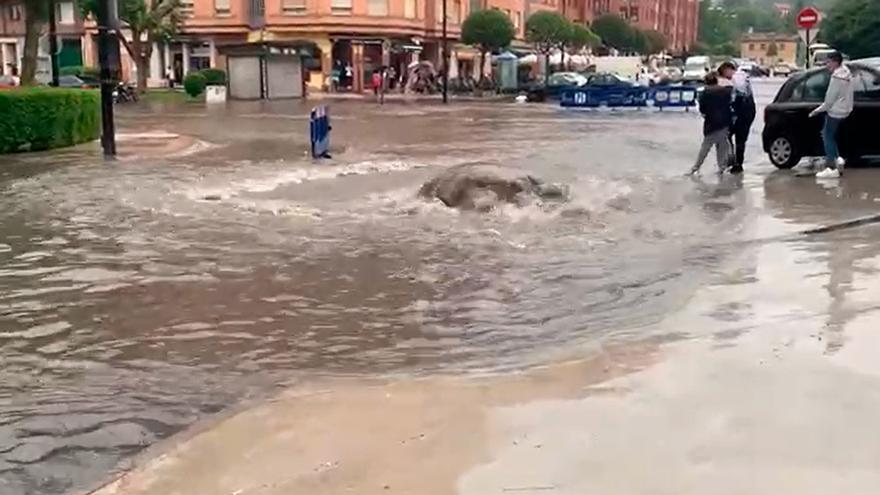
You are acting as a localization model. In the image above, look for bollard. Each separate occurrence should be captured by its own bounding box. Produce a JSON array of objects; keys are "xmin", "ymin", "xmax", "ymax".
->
[{"xmin": 310, "ymin": 105, "xmax": 332, "ymax": 159}]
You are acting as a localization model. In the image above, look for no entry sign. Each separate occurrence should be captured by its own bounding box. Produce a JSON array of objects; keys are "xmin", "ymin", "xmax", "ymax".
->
[{"xmin": 797, "ymin": 6, "xmax": 820, "ymax": 29}]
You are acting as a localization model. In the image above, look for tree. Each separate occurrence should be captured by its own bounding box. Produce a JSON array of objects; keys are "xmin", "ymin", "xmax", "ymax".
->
[
  {"xmin": 820, "ymin": 0, "xmax": 880, "ymax": 59},
  {"xmin": 526, "ymin": 11, "xmax": 571, "ymax": 84},
  {"xmin": 20, "ymin": 0, "xmax": 49, "ymax": 85},
  {"xmin": 642, "ymin": 29, "xmax": 668, "ymax": 54},
  {"xmin": 766, "ymin": 41, "xmax": 778, "ymax": 58},
  {"xmin": 461, "ymin": 9, "xmax": 516, "ymax": 84},
  {"xmin": 81, "ymin": 0, "xmax": 183, "ymax": 92},
  {"xmin": 591, "ymin": 14, "xmax": 633, "ymax": 52},
  {"xmin": 628, "ymin": 28, "xmax": 649, "ymax": 54},
  {"xmin": 563, "ymin": 24, "xmax": 598, "ymax": 69}
]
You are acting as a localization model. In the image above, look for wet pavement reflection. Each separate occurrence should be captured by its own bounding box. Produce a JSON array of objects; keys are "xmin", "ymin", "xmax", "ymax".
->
[{"xmin": 2, "ymin": 80, "xmax": 880, "ymax": 495}]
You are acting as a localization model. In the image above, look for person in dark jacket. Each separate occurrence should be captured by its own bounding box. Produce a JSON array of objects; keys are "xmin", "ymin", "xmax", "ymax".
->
[
  {"xmin": 719, "ymin": 61, "xmax": 756, "ymax": 173},
  {"xmin": 690, "ymin": 72, "xmax": 733, "ymax": 175}
]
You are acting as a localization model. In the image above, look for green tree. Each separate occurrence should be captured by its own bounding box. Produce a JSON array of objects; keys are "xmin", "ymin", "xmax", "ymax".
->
[
  {"xmin": 525, "ymin": 11, "xmax": 571, "ymax": 84},
  {"xmin": 628, "ymin": 28, "xmax": 649, "ymax": 54},
  {"xmin": 591, "ymin": 14, "xmax": 633, "ymax": 52},
  {"xmin": 565, "ymin": 24, "xmax": 599, "ymax": 69},
  {"xmin": 642, "ymin": 29, "xmax": 668, "ymax": 54},
  {"xmin": 766, "ymin": 41, "xmax": 778, "ymax": 58},
  {"xmin": 20, "ymin": 0, "xmax": 49, "ymax": 85},
  {"xmin": 81, "ymin": 0, "xmax": 183, "ymax": 92},
  {"xmin": 461, "ymin": 9, "xmax": 516, "ymax": 84},
  {"xmin": 820, "ymin": 0, "xmax": 880, "ymax": 59}
]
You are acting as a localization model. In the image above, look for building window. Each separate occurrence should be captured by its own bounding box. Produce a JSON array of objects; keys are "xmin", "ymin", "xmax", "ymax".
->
[
  {"xmin": 331, "ymin": 0, "xmax": 352, "ymax": 14},
  {"xmin": 760, "ymin": 43, "xmax": 766, "ymax": 50},
  {"xmin": 215, "ymin": 0, "xmax": 232, "ymax": 15},
  {"xmin": 630, "ymin": 6, "xmax": 638, "ymax": 21},
  {"xmin": 8, "ymin": 4, "xmax": 22, "ymax": 20},
  {"xmin": 514, "ymin": 11, "xmax": 521, "ymax": 29},
  {"xmin": 180, "ymin": 0, "xmax": 194, "ymax": 17},
  {"xmin": 749, "ymin": 43, "xmax": 754, "ymax": 50},
  {"xmin": 452, "ymin": 0, "xmax": 461, "ymax": 23},
  {"xmin": 404, "ymin": 0, "xmax": 415, "ymax": 18},
  {"xmin": 367, "ymin": 0, "xmax": 387, "ymax": 15},
  {"xmin": 56, "ymin": 1, "xmax": 75, "ymax": 24}
]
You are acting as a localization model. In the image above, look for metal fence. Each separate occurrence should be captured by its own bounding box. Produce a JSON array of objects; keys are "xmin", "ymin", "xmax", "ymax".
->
[{"xmin": 560, "ymin": 86, "xmax": 699, "ymax": 109}]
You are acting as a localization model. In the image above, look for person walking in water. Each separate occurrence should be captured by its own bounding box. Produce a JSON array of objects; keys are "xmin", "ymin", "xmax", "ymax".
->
[
  {"xmin": 810, "ymin": 51, "xmax": 854, "ymax": 179},
  {"xmin": 689, "ymin": 72, "xmax": 733, "ymax": 176},
  {"xmin": 719, "ymin": 61, "xmax": 755, "ymax": 174}
]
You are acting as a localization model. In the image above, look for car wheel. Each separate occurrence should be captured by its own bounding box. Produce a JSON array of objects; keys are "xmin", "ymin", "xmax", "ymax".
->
[{"xmin": 768, "ymin": 135, "xmax": 801, "ymax": 169}]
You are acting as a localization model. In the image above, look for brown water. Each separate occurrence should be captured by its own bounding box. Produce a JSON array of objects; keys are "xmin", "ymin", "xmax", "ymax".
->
[{"xmin": 0, "ymin": 86, "xmax": 803, "ymax": 494}]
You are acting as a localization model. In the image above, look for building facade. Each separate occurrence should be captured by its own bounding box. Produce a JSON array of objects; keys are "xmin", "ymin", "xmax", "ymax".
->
[
  {"xmin": 0, "ymin": 0, "xmax": 88, "ymax": 79},
  {"xmin": 2, "ymin": 0, "xmax": 699, "ymax": 88},
  {"xmin": 740, "ymin": 33, "xmax": 798, "ymax": 67}
]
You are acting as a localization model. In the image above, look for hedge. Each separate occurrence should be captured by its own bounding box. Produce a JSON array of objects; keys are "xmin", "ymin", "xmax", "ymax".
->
[
  {"xmin": 0, "ymin": 88, "xmax": 101, "ymax": 153},
  {"xmin": 183, "ymin": 72, "xmax": 207, "ymax": 97},
  {"xmin": 59, "ymin": 65, "xmax": 101, "ymax": 79},
  {"xmin": 199, "ymin": 68, "xmax": 226, "ymax": 86}
]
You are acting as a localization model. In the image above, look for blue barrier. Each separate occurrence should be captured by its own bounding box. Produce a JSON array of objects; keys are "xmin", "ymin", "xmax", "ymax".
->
[
  {"xmin": 309, "ymin": 105, "xmax": 332, "ymax": 159},
  {"xmin": 560, "ymin": 85, "xmax": 698, "ymax": 109}
]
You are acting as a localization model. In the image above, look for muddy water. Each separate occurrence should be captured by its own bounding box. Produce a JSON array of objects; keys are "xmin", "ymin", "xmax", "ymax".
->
[{"xmin": 0, "ymin": 94, "xmax": 769, "ymax": 494}]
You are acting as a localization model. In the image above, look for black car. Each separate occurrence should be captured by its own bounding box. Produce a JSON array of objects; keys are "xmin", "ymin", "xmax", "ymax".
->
[
  {"xmin": 762, "ymin": 62, "xmax": 880, "ymax": 169},
  {"xmin": 525, "ymin": 72, "xmax": 588, "ymax": 102}
]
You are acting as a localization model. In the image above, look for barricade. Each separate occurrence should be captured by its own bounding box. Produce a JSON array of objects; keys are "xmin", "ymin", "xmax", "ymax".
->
[
  {"xmin": 560, "ymin": 85, "xmax": 698, "ymax": 110},
  {"xmin": 309, "ymin": 105, "xmax": 332, "ymax": 159}
]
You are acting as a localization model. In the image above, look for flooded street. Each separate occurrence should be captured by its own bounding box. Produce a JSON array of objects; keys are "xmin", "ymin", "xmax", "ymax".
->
[{"xmin": 4, "ymin": 81, "xmax": 880, "ymax": 495}]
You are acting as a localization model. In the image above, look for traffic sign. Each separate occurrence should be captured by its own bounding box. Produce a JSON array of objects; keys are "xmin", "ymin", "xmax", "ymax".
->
[{"xmin": 797, "ymin": 6, "xmax": 820, "ymax": 29}]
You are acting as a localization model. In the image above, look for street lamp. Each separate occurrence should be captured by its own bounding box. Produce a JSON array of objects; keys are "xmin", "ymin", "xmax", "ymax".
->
[
  {"xmin": 48, "ymin": 0, "xmax": 58, "ymax": 86},
  {"xmin": 441, "ymin": 0, "xmax": 448, "ymax": 103},
  {"xmin": 96, "ymin": 0, "xmax": 120, "ymax": 157}
]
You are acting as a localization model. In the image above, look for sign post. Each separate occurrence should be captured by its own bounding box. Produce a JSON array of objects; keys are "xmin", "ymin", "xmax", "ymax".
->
[{"xmin": 797, "ymin": 6, "xmax": 820, "ymax": 68}]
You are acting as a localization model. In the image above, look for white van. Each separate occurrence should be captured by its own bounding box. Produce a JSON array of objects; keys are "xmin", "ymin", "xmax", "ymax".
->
[{"xmin": 682, "ymin": 55, "xmax": 711, "ymax": 83}]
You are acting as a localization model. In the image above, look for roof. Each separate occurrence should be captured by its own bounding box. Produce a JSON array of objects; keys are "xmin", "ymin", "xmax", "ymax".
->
[{"xmin": 740, "ymin": 33, "xmax": 800, "ymax": 43}]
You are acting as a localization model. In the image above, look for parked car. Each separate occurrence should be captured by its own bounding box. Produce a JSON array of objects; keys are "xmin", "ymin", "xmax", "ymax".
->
[
  {"xmin": 682, "ymin": 55, "xmax": 711, "ymax": 83},
  {"xmin": 525, "ymin": 72, "xmax": 588, "ymax": 101},
  {"xmin": 771, "ymin": 64, "xmax": 795, "ymax": 77},
  {"xmin": 0, "ymin": 74, "xmax": 17, "ymax": 89},
  {"xmin": 58, "ymin": 75, "xmax": 99, "ymax": 89},
  {"xmin": 762, "ymin": 62, "xmax": 880, "ymax": 169}
]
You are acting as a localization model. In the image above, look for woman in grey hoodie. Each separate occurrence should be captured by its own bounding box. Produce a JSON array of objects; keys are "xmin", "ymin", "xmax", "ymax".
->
[{"xmin": 809, "ymin": 51, "xmax": 854, "ymax": 179}]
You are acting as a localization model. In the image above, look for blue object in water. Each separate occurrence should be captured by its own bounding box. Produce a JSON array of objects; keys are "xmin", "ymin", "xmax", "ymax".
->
[{"xmin": 310, "ymin": 105, "xmax": 332, "ymax": 159}]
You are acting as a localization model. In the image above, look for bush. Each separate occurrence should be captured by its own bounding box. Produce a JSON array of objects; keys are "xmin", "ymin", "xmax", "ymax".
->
[
  {"xmin": 199, "ymin": 68, "xmax": 226, "ymax": 85},
  {"xmin": 59, "ymin": 65, "xmax": 101, "ymax": 79},
  {"xmin": 183, "ymin": 72, "xmax": 207, "ymax": 97},
  {"xmin": 0, "ymin": 88, "xmax": 100, "ymax": 153}
]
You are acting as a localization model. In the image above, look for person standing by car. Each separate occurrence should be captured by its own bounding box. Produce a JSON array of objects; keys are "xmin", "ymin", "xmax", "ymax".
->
[
  {"xmin": 809, "ymin": 51, "xmax": 855, "ymax": 179},
  {"xmin": 719, "ymin": 61, "xmax": 756, "ymax": 174},
  {"xmin": 690, "ymin": 72, "xmax": 733, "ymax": 175}
]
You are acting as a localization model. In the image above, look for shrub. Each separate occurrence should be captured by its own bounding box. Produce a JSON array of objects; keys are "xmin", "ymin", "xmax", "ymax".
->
[
  {"xmin": 0, "ymin": 88, "xmax": 100, "ymax": 153},
  {"xmin": 58, "ymin": 66, "xmax": 101, "ymax": 79},
  {"xmin": 183, "ymin": 72, "xmax": 207, "ymax": 97},
  {"xmin": 199, "ymin": 68, "xmax": 226, "ymax": 86}
]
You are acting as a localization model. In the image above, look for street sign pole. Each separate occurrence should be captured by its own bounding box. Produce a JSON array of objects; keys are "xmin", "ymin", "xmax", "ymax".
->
[
  {"xmin": 805, "ymin": 28, "xmax": 811, "ymax": 69},
  {"xmin": 441, "ymin": 0, "xmax": 448, "ymax": 104},
  {"xmin": 47, "ymin": 0, "xmax": 59, "ymax": 86},
  {"xmin": 96, "ymin": 0, "xmax": 120, "ymax": 157},
  {"xmin": 796, "ymin": 6, "xmax": 821, "ymax": 69}
]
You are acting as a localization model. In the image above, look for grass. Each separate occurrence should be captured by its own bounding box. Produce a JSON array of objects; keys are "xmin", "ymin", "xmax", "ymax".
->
[{"xmin": 141, "ymin": 89, "xmax": 205, "ymax": 103}]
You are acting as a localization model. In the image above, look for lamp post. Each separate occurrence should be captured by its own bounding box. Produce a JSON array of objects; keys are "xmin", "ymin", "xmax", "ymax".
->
[
  {"xmin": 96, "ymin": 0, "xmax": 120, "ymax": 157},
  {"xmin": 441, "ymin": 0, "xmax": 448, "ymax": 104},
  {"xmin": 47, "ymin": 0, "xmax": 58, "ymax": 86}
]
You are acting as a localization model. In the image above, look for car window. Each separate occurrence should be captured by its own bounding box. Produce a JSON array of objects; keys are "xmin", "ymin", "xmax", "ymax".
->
[
  {"xmin": 802, "ymin": 71, "xmax": 831, "ymax": 101},
  {"xmin": 852, "ymin": 68, "xmax": 880, "ymax": 100}
]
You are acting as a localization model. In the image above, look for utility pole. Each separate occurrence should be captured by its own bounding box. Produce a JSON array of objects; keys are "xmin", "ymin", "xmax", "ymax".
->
[
  {"xmin": 47, "ymin": 0, "xmax": 58, "ymax": 86},
  {"xmin": 441, "ymin": 0, "xmax": 448, "ymax": 104},
  {"xmin": 96, "ymin": 0, "xmax": 119, "ymax": 157}
]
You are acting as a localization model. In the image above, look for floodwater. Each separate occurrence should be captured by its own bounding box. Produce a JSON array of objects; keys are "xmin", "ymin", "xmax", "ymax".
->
[{"xmin": 3, "ymin": 80, "xmax": 878, "ymax": 495}]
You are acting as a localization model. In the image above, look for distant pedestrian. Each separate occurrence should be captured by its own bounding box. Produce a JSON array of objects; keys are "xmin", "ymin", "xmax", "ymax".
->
[
  {"xmin": 689, "ymin": 72, "xmax": 733, "ymax": 176},
  {"xmin": 810, "ymin": 51, "xmax": 854, "ymax": 179},
  {"xmin": 371, "ymin": 69, "xmax": 382, "ymax": 96},
  {"xmin": 719, "ymin": 61, "xmax": 756, "ymax": 174},
  {"xmin": 10, "ymin": 66, "xmax": 20, "ymax": 86}
]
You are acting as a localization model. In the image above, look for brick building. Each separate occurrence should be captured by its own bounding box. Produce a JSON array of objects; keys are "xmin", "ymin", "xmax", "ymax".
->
[
  {"xmin": 2, "ymin": 0, "xmax": 698, "ymax": 89},
  {"xmin": 0, "ymin": 0, "xmax": 89, "ymax": 79}
]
